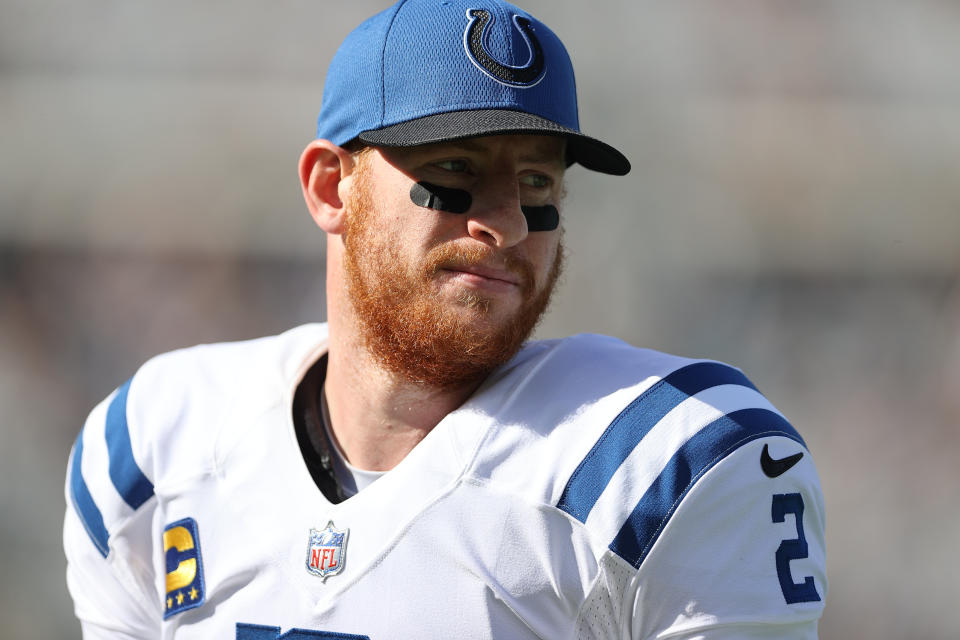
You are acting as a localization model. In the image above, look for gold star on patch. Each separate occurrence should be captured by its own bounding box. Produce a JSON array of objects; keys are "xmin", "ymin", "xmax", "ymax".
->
[
  {"xmin": 189, "ymin": 586, "xmax": 199, "ymax": 601},
  {"xmin": 176, "ymin": 591, "xmax": 185, "ymax": 605},
  {"xmin": 167, "ymin": 596, "xmax": 173, "ymax": 609}
]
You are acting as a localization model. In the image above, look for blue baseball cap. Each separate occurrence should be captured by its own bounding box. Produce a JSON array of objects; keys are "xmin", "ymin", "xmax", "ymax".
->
[{"xmin": 316, "ymin": 0, "xmax": 630, "ymax": 176}]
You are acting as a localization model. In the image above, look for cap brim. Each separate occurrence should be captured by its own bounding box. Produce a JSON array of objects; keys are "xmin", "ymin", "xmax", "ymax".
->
[{"xmin": 357, "ymin": 109, "xmax": 630, "ymax": 176}]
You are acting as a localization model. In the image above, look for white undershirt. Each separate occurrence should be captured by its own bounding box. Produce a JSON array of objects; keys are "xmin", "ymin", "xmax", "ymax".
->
[{"xmin": 320, "ymin": 386, "xmax": 385, "ymax": 498}]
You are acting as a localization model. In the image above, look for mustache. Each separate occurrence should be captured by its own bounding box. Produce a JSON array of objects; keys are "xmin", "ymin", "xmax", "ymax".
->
[{"xmin": 425, "ymin": 243, "xmax": 536, "ymax": 293}]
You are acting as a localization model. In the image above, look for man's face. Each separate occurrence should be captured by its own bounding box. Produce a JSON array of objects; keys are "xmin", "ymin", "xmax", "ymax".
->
[{"xmin": 341, "ymin": 134, "xmax": 566, "ymax": 389}]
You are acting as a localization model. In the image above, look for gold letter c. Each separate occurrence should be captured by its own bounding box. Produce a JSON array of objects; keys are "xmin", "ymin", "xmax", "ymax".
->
[{"xmin": 163, "ymin": 526, "xmax": 196, "ymax": 593}]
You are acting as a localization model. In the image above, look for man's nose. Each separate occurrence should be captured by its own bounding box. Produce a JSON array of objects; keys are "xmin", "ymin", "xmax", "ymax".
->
[{"xmin": 465, "ymin": 176, "xmax": 528, "ymax": 249}]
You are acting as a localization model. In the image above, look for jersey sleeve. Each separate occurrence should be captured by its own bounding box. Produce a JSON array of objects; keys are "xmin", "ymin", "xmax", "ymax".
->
[
  {"xmin": 63, "ymin": 377, "xmax": 162, "ymax": 637},
  {"xmin": 557, "ymin": 360, "xmax": 826, "ymax": 639},
  {"xmin": 627, "ymin": 436, "xmax": 826, "ymax": 638}
]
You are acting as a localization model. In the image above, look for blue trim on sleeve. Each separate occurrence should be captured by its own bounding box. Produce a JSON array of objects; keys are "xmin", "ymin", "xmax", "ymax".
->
[
  {"xmin": 557, "ymin": 362, "xmax": 758, "ymax": 523},
  {"xmin": 105, "ymin": 379, "xmax": 155, "ymax": 510},
  {"xmin": 610, "ymin": 407, "xmax": 805, "ymax": 568},
  {"xmin": 69, "ymin": 431, "xmax": 110, "ymax": 558}
]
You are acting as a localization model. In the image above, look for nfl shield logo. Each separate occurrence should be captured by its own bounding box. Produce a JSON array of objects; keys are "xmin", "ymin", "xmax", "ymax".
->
[{"xmin": 305, "ymin": 521, "xmax": 349, "ymax": 580}]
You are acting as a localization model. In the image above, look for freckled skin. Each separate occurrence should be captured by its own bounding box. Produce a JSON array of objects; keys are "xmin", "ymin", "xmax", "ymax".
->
[
  {"xmin": 360, "ymin": 135, "xmax": 567, "ymax": 322},
  {"xmin": 302, "ymin": 134, "xmax": 567, "ymax": 471}
]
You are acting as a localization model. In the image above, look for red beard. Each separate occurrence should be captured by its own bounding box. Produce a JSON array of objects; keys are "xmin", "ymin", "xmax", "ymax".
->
[{"xmin": 341, "ymin": 158, "xmax": 564, "ymax": 389}]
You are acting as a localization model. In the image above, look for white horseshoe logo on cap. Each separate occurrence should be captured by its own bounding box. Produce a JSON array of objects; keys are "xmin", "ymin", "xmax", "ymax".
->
[{"xmin": 463, "ymin": 9, "xmax": 546, "ymax": 87}]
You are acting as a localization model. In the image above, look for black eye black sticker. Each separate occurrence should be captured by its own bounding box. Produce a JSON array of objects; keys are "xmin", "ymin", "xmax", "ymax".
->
[
  {"xmin": 521, "ymin": 205, "xmax": 559, "ymax": 231},
  {"xmin": 409, "ymin": 182, "xmax": 472, "ymax": 214},
  {"xmin": 409, "ymin": 181, "xmax": 559, "ymax": 231}
]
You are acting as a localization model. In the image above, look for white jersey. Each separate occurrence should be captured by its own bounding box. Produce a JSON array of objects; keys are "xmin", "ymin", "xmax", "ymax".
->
[{"xmin": 64, "ymin": 324, "xmax": 826, "ymax": 639}]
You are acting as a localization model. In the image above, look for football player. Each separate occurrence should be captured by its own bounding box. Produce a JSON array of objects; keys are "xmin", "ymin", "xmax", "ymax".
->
[{"xmin": 64, "ymin": 0, "xmax": 827, "ymax": 637}]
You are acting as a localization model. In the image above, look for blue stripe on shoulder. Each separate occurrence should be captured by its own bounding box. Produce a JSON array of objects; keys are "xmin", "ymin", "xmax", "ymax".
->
[
  {"xmin": 610, "ymin": 407, "xmax": 805, "ymax": 568},
  {"xmin": 105, "ymin": 379, "xmax": 154, "ymax": 510},
  {"xmin": 557, "ymin": 361, "xmax": 757, "ymax": 523},
  {"xmin": 69, "ymin": 431, "xmax": 110, "ymax": 557}
]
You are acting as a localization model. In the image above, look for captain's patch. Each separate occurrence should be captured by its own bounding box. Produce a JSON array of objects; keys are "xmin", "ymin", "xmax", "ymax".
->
[{"xmin": 163, "ymin": 517, "xmax": 205, "ymax": 618}]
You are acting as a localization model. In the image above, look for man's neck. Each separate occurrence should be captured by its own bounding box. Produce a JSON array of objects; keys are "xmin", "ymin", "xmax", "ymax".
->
[{"xmin": 322, "ymin": 329, "xmax": 484, "ymax": 472}]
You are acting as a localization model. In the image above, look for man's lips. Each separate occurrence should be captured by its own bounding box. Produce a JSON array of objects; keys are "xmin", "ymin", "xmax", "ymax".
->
[{"xmin": 439, "ymin": 263, "xmax": 523, "ymax": 291}]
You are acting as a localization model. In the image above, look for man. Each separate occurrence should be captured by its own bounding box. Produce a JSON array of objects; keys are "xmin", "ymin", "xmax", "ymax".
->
[{"xmin": 64, "ymin": 1, "xmax": 827, "ymax": 638}]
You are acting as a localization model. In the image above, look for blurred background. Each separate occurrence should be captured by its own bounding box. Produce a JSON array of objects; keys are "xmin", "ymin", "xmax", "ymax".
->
[{"xmin": 1, "ymin": 0, "xmax": 958, "ymax": 637}]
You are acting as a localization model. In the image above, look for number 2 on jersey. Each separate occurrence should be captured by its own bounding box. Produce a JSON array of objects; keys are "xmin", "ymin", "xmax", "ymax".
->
[{"xmin": 771, "ymin": 492, "xmax": 821, "ymax": 604}]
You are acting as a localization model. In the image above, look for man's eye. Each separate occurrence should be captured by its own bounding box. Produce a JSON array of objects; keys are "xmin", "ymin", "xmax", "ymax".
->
[
  {"xmin": 520, "ymin": 174, "xmax": 551, "ymax": 188},
  {"xmin": 434, "ymin": 159, "xmax": 469, "ymax": 173}
]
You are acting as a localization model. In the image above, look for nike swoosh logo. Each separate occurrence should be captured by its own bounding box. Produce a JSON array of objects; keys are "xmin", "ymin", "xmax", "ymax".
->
[{"xmin": 761, "ymin": 443, "xmax": 804, "ymax": 478}]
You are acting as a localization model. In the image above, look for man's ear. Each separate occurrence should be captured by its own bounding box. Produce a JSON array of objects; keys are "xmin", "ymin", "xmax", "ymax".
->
[{"xmin": 299, "ymin": 139, "xmax": 356, "ymax": 234}]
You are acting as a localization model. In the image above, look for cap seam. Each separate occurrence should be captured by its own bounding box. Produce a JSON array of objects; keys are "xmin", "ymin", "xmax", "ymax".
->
[
  {"xmin": 378, "ymin": 0, "xmax": 410, "ymax": 131},
  {"xmin": 494, "ymin": 4, "xmax": 514, "ymax": 68}
]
